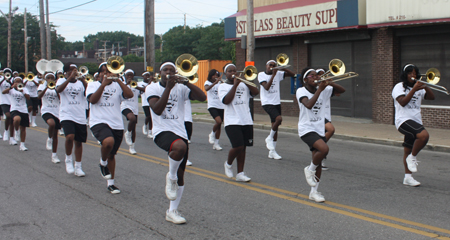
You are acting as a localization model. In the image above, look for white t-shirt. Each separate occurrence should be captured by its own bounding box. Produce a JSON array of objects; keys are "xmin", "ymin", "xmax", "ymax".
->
[
  {"xmin": 204, "ymin": 81, "xmax": 224, "ymax": 109},
  {"xmin": 120, "ymin": 85, "xmax": 140, "ymax": 115},
  {"xmin": 38, "ymin": 82, "xmax": 60, "ymax": 118},
  {"xmin": 138, "ymin": 81, "xmax": 149, "ymax": 107},
  {"xmin": 392, "ymin": 82, "xmax": 426, "ymax": 129},
  {"xmin": 0, "ymin": 78, "xmax": 12, "ymax": 105},
  {"xmin": 296, "ymin": 86, "xmax": 333, "ymax": 137},
  {"xmin": 56, "ymin": 78, "xmax": 87, "ymax": 124},
  {"xmin": 323, "ymin": 86, "xmax": 333, "ymax": 121},
  {"xmin": 86, "ymin": 81, "xmax": 125, "ymax": 130},
  {"xmin": 258, "ymin": 71, "xmax": 285, "ymax": 106},
  {"xmin": 24, "ymin": 78, "xmax": 39, "ymax": 98},
  {"xmin": 184, "ymin": 99, "xmax": 192, "ymax": 122},
  {"xmin": 9, "ymin": 88, "xmax": 30, "ymax": 114},
  {"xmin": 218, "ymin": 82, "xmax": 253, "ymax": 127},
  {"xmin": 145, "ymin": 82, "xmax": 190, "ymax": 140}
]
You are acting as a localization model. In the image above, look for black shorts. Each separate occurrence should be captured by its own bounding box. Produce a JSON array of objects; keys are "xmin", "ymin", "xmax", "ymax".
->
[
  {"xmin": 61, "ymin": 120, "xmax": 87, "ymax": 143},
  {"xmin": 398, "ymin": 120, "xmax": 425, "ymax": 149},
  {"xmin": 262, "ymin": 104, "xmax": 282, "ymax": 123},
  {"xmin": 185, "ymin": 121, "xmax": 192, "ymax": 140},
  {"xmin": 208, "ymin": 108, "xmax": 224, "ymax": 121},
  {"xmin": 42, "ymin": 113, "xmax": 61, "ymax": 130},
  {"xmin": 225, "ymin": 125, "xmax": 254, "ymax": 148},
  {"xmin": 301, "ymin": 132, "xmax": 326, "ymax": 152},
  {"xmin": 122, "ymin": 108, "xmax": 138, "ymax": 122},
  {"xmin": 154, "ymin": 131, "xmax": 188, "ymax": 171},
  {"xmin": 1, "ymin": 104, "xmax": 10, "ymax": 114},
  {"xmin": 325, "ymin": 118, "xmax": 331, "ymax": 124},
  {"xmin": 91, "ymin": 123, "xmax": 123, "ymax": 155},
  {"xmin": 11, "ymin": 111, "xmax": 29, "ymax": 127},
  {"xmin": 143, "ymin": 106, "xmax": 151, "ymax": 117},
  {"xmin": 26, "ymin": 97, "xmax": 39, "ymax": 112}
]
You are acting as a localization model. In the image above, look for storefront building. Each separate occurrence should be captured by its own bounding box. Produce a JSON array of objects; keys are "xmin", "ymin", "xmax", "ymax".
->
[{"xmin": 224, "ymin": 0, "xmax": 450, "ymax": 129}]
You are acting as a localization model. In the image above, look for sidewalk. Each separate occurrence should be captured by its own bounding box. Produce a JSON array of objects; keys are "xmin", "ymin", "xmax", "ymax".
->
[{"xmin": 191, "ymin": 103, "xmax": 450, "ymax": 153}]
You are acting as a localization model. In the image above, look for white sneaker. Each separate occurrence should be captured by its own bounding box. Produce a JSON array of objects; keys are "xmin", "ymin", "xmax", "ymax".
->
[
  {"xmin": 304, "ymin": 167, "xmax": 317, "ymax": 187},
  {"xmin": 3, "ymin": 130, "xmax": 9, "ymax": 141},
  {"xmin": 9, "ymin": 138, "xmax": 17, "ymax": 145},
  {"xmin": 403, "ymin": 176, "xmax": 421, "ymax": 187},
  {"xmin": 59, "ymin": 129, "xmax": 64, "ymax": 135},
  {"xmin": 74, "ymin": 166, "xmax": 86, "ymax": 177},
  {"xmin": 236, "ymin": 172, "xmax": 251, "ymax": 182},
  {"xmin": 309, "ymin": 191, "xmax": 325, "ymax": 202},
  {"xmin": 208, "ymin": 132, "xmax": 215, "ymax": 144},
  {"xmin": 129, "ymin": 144, "xmax": 137, "ymax": 155},
  {"xmin": 166, "ymin": 209, "xmax": 186, "ymax": 224},
  {"xmin": 14, "ymin": 130, "xmax": 20, "ymax": 142},
  {"xmin": 147, "ymin": 130, "xmax": 153, "ymax": 139},
  {"xmin": 31, "ymin": 122, "xmax": 37, "ymax": 127},
  {"xmin": 268, "ymin": 150, "xmax": 282, "ymax": 160},
  {"xmin": 19, "ymin": 144, "xmax": 28, "ymax": 151},
  {"xmin": 406, "ymin": 155, "xmax": 418, "ymax": 173},
  {"xmin": 224, "ymin": 161, "xmax": 233, "ymax": 178},
  {"xmin": 65, "ymin": 159, "xmax": 74, "ymax": 174},
  {"xmin": 142, "ymin": 124, "xmax": 148, "ymax": 135},
  {"xmin": 124, "ymin": 131, "xmax": 132, "ymax": 146},
  {"xmin": 51, "ymin": 155, "xmax": 61, "ymax": 164},
  {"xmin": 46, "ymin": 138, "xmax": 53, "ymax": 150},
  {"xmin": 321, "ymin": 161, "xmax": 329, "ymax": 171},
  {"xmin": 165, "ymin": 172, "xmax": 178, "ymax": 201},
  {"xmin": 265, "ymin": 136, "xmax": 275, "ymax": 151},
  {"xmin": 186, "ymin": 160, "xmax": 192, "ymax": 166},
  {"xmin": 213, "ymin": 143, "xmax": 222, "ymax": 151}
]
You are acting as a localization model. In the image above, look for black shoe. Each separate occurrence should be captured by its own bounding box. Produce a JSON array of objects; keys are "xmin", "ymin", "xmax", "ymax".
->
[
  {"xmin": 107, "ymin": 185, "xmax": 121, "ymax": 194},
  {"xmin": 99, "ymin": 164, "xmax": 111, "ymax": 179}
]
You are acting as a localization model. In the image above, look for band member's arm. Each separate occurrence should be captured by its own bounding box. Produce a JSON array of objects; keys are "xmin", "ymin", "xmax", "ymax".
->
[
  {"xmin": 135, "ymin": 86, "xmax": 145, "ymax": 92},
  {"xmin": 396, "ymin": 81, "xmax": 431, "ymax": 106},
  {"xmin": 247, "ymin": 82, "xmax": 259, "ymax": 96},
  {"xmin": 204, "ymin": 78, "xmax": 221, "ymax": 91},
  {"xmin": 116, "ymin": 78, "xmax": 134, "ymax": 99},
  {"xmin": 301, "ymin": 81, "xmax": 328, "ymax": 109},
  {"xmin": 423, "ymin": 86, "xmax": 435, "ymax": 100},
  {"xmin": 56, "ymin": 70, "xmax": 77, "ymax": 93},
  {"xmin": 2, "ymin": 85, "xmax": 13, "ymax": 94},
  {"xmin": 32, "ymin": 80, "xmax": 39, "ymax": 86},
  {"xmin": 329, "ymin": 82, "xmax": 346, "ymax": 95},
  {"xmin": 24, "ymin": 93, "xmax": 30, "ymax": 100},
  {"xmin": 37, "ymin": 87, "xmax": 48, "ymax": 99},
  {"xmin": 283, "ymin": 68, "xmax": 296, "ymax": 78},
  {"xmin": 222, "ymin": 81, "xmax": 240, "ymax": 104},
  {"xmin": 185, "ymin": 82, "xmax": 206, "ymax": 102}
]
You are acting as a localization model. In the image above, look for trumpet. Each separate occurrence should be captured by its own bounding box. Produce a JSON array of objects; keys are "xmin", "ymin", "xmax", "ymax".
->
[
  {"xmin": 26, "ymin": 72, "xmax": 35, "ymax": 81},
  {"xmin": 4, "ymin": 72, "xmax": 12, "ymax": 80},
  {"xmin": 106, "ymin": 56, "xmax": 125, "ymax": 79},
  {"xmin": 411, "ymin": 68, "xmax": 449, "ymax": 95},
  {"xmin": 233, "ymin": 65, "xmax": 258, "ymax": 87},
  {"xmin": 85, "ymin": 74, "xmax": 94, "ymax": 83},
  {"xmin": 17, "ymin": 83, "xmax": 24, "ymax": 91},
  {"xmin": 271, "ymin": 53, "xmax": 291, "ymax": 70},
  {"xmin": 315, "ymin": 59, "xmax": 359, "ymax": 83},
  {"xmin": 18, "ymin": 72, "xmax": 26, "ymax": 79},
  {"xmin": 47, "ymin": 80, "xmax": 56, "ymax": 89},
  {"xmin": 130, "ymin": 80, "xmax": 138, "ymax": 88},
  {"xmin": 57, "ymin": 73, "xmax": 65, "ymax": 79}
]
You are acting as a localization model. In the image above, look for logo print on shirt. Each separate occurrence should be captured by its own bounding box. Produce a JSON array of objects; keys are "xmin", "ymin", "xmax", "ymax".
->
[
  {"xmin": 66, "ymin": 86, "xmax": 81, "ymax": 99},
  {"xmin": 406, "ymin": 89, "xmax": 422, "ymax": 109},
  {"xmin": 234, "ymin": 86, "xmax": 245, "ymax": 105},
  {"xmin": 309, "ymin": 99, "xmax": 323, "ymax": 122},
  {"xmin": 163, "ymin": 94, "xmax": 179, "ymax": 119},
  {"xmin": 12, "ymin": 93, "xmax": 23, "ymax": 103},
  {"xmin": 102, "ymin": 88, "xmax": 117, "ymax": 101},
  {"xmin": 46, "ymin": 93, "xmax": 57, "ymax": 103}
]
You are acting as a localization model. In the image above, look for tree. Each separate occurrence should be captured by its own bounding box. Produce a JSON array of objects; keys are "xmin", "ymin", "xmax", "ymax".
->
[{"xmin": 122, "ymin": 54, "xmax": 144, "ymax": 62}]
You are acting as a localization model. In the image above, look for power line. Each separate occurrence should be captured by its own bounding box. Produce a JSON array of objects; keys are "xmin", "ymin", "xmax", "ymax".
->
[{"xmin": 49, "ymin": 0, "xmax": 97, "ymax": 14}]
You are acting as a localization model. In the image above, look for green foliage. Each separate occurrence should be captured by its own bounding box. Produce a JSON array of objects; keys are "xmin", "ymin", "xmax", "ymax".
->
[
  {"xmin": 122, "ymin": 54, "xmax": 144, "ymax": 62},
  {"xmin": 81, "ymin": 62, "xmax": 100, "ymax": 75}
]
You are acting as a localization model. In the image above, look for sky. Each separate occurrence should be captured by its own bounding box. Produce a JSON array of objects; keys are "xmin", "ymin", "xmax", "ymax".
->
[{"xmin": 0, "ymin": 0, "xmax": 238, "ymax": 42}]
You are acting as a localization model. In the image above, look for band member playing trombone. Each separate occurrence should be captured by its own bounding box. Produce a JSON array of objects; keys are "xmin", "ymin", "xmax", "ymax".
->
[
  {"xmin": 0, "ymin": 68, "xmax": 16, "ymax": 145},
  {"xmin": 204, "ymin": 69, "xmax": 224, "ymax": 151},
  {"xmin": 121, "ymin": 69, "xmax": 141, "ymax": 155},
  {"xmin": 38, "ymin": 73, "xmax": 61, "ymax": 163},
  {"xmin": 146, "ymin": 60, "xmax": 206, "ymax": 224},
  {"xmin": 297, "ymin": 68, "xmax": 345, "ymax": 203},
  {"xmin": 219, "ymin": 63, "xmax": 259, "ymax": 182},
  {"xmin": 24, "ymin": 73, "xmax": 40, "ymax": 127},
  {"xmin": 138, "ymin": 72, "xmax": 153, "ymax": 138},
  {"xmin": 2, "ymin": 77, "xmax": 31, "ymax": 151},
  {"xmin": 87, "ymin": 62, "xmax": 133, "ymax": 194},
  {"xmin": 56, "ymin": 63, "xmax": 88, "ymax": 177},
  {"xmin": 392, "ymin": 64, "xmax": 435, "ymax": 187},
  {"xmin": 317, "ymin": 68, "xmax": 332, "ymax": 170},
  {"xmin": 258, "ymin": 59, "xmax": 295, "ymax": 160}
]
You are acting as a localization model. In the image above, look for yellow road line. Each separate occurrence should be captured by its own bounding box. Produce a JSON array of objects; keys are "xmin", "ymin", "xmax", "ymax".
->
[{"xmin": 29, "ymin": 126, "xmax": 450, "ymax": 238}]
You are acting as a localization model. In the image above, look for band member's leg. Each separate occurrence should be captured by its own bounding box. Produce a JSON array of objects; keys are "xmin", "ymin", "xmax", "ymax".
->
[
  {"xmin": 411, "ymin": 130, "xmax": 429, "ymax": 157},
  {"xmin": 325, "ymin": 122, "xmax": 335, "ymax": 142}
]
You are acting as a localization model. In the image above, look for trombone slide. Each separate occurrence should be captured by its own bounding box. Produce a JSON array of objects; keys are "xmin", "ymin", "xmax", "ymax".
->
[
  {"xmin": 411, "ymin": 77, "xmax": 449, "ymax": 95},
  {"xmin": 232, "ymin": 75, "xmax": 257, "ymax": 87}
]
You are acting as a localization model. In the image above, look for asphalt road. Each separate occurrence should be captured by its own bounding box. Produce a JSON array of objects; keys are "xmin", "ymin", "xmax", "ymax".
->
[{"xmin": 0, "ymin": 115, "xmax": 449, "ymax": 239}]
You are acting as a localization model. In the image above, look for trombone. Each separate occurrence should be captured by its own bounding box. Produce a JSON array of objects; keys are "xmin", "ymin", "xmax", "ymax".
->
[
  {"xmin": 166, "ymin": 53, "xmax": 199, "ymax": 84},
  {"xmin": 233, "ymin": 65, "xmax": 258, "ymax": 87},
  {"xmin": 78, "ymin": 66, "xmax": 89, "ymax": 78},
  {"xmin": 315, "ymin": 59, "xmax": 359, "ymax": 83},
  {"xmin": 85, "ymin": 74, "xmax": 94, "ymax": 83},
  {"xmin": 412, "ymin": 68, "xmax": 449, "ymax": 95},
  {"xmin": 271, "ymin": 53, "xmax": 291, "ymax": 70},
  {"xmin": 106, "ymin": 56, "xmax": 125, "ymax": 79}
]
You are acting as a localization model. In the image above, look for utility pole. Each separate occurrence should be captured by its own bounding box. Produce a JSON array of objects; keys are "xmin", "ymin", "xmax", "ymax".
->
[
  {"xmin": 246, "ymin": 0, "xmax": 254, "ymax": 62},
  {"xmin": 7, "ymin": 0, "xmax": 12, "ymax": 67},
  {"xmin": 39, "ymin": 0, "xmax": 46, "ymax": 59},
  {"xmin": 101, "ymin": 40, "xmax": 109, "ymax": 62},
  {"xmin": 45, "ymin": 0, "xmax": 51, "ymax": 59},
  {"xmin": 183, "ymin": 13, "xmax": 186, "ymax": 34},
  {"xmin": 145, "ymin": 0, "xmax": 155, "ymax": 73},
  {"xmin": 24, "ymin": 8, "xmax": 28, "ymax": 72}
]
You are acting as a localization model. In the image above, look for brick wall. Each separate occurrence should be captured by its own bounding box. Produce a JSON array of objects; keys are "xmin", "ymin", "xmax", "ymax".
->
[
  {"xmin": 422, "ymin": 108, "xmax": 450, "ymax": 129},
  {"xmin": 235, "ymin": 41, "xmax": 246, "ymax": 70}
]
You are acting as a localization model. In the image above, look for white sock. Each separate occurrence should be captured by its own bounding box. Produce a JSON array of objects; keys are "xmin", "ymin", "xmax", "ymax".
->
[
  {"xmin": 74, "ymin": 161, "xmax": 81, "ymax": 168},
  {"xmin": 52, "ymin": 152, "xmax": 57, "ymax": 158},
  {"xmin": 169, "ymin": 186, "xmax": 185, "ymax": 211},
  {"xmin": 100, "ymin": 158, "xmax": 108, "ymax": 166},
  {"xmin": 210, "ymin": 130, "xmax": 214, "ymax": 135},
  {"xmin": 409, "ymin": 153, "xmax": 417, "ymax": 159},
  {"xmin": 31, "ymin": 116, "xmax": 36, "ymax": 123},
  {"xmin": 273, "ymin": 141, "xmax": 277, "ymax": 149},
  {"xmin": 308, "ymin": 162, "xmax": 318, "ymax": 171},
  {"xmin": 20, "ymin": 142, "xmax": 25, "ymax": 147},
  {"xmin": 169, "ymin": 156, "xmax": 182, "ymax": 180},
  {"xmin": 405, "ymin": 173, "xmax": 412, "ymax": 178},
  {"xmin": 214, "ymin": 139, "xmax": 219, "ymax": 145},
  {"xmin": 269, "ymin": 129, "xmax": 276, "ymax": 139},
  {"xmin": 311, "ymin": 182, "xmax": 320, "ymax": 192},
  {"xmin": 65, "ymin": 154, "xmax": 73, "ymax": 161},
  {"xmin": 107, "ymin": 179, "xmax": 114, "ymax": 186},
  {"xmin": 28, "ymin": 113, "xmax": 32, "ymax": 122}
]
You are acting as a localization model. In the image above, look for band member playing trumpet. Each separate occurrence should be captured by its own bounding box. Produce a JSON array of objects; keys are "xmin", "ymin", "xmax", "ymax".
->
[
  {"xmin": 138, "ymin": 72, "xmax": 154, "ymax": 138},
  {"xmin": 56, "ymin": 63, "xmax": 88, "ymax": 177},
  {"xmin": 87, "ymin": 62, "xmax": 134, "ymax": 194},
  {"xmin": 204, "ymin": 69, "xmax": 224, "ymax": 151},
  {"xmin": 24, "ymin": 72, "xmax": 40, "ymax": 127},
  {"xmin": 0, "ymin": 68, "xmax": 16, "ymax": 145},
  {"xmin": 392, "ymin": 64, "xmax": 435, "ymax": 187},
  {"xmin": 38, "ymin": 73, "xmax": 61, "ymax": 163},
  {"xmin": 219, "ymin": 63, "xmax": 259, "ymax": 182},
  {"xmin": 297, "ymin": 68, "xmax": 345, "ymax": 202},
  {"xmin": 146, "ymin": 60, "xmax": 206, "ymax": 224},
  {"xmin": 258, "ymin": 60, "xmax": 295, "ymax": 160},
  {"xmin": 2, "ymin": 77, "xmax": 31, "ymax": 151},
  {"xmin": 121, "ymin": 69, "xmax": 141, "ymax": 155}
]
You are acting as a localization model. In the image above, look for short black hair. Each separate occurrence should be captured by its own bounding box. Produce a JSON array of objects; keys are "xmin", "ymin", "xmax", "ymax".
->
[
  {"xmin": 63, "ymin": 62, "xmax": 74, "ymax": 73},
  {"xmin": 207, "ymin": 69, "xmax": 219, "ymax": 81}
]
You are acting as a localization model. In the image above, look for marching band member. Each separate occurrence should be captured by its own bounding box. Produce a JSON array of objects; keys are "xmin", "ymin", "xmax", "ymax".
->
[
  {"xmin": 56, "ymin": 63, "xmax": 88, "ymax": 177},
  {"xmin": 2, "ymin": 77, "xmax": 31, "ymax": 151},
  {"xmin": 204, "ymin": 69, "xmax": 224, "ymax": 151},
  {"xmin": 392, "ymin": 64, "xmax": 435, "ymax": 187},
  {"xmin": 258, "ymin": 60, "xmax": 295, "ymax": 160},
  {"xmin": 297, "ymin": 68, "xmax": 345, "ymax": 202},
  {"xmin": 317, "ymin": 68, "xmax": 333, "ymax": 170},
  {"xmin": 0, "ymin": 68, "xmax": 16, "ymax": 145},
  {"xmin": 87, "ymin": 62, "xmax": 133, "ymax": 194},
  {"xmin": 24, "ymin": 73, "xmax": 40, "ymax": 127},
  {"xmin": 219, "ymin": 63, "xmax": 259, "ymax": 182},
  {"xmin": 121, "ymin": 69, "xmax": 140, "ymax": 155},
  {"xmin": 146, "ymin": 61, "xmax": 206, "ymax": 224},
  {"xmin": 38, "ymin": 73, "xmax": 61, "ymax": 163},
  {"xmin": 138, "ymin": 72, "xmax": 153, "ymax": 138}
]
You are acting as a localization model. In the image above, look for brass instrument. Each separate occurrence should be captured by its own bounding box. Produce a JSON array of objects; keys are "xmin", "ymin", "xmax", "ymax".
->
[
  {"xmin": 18, "ymin": 72, "xmax": 26, "ymax": 79},
  {"xmin": 85, "ymin": 74, "xmax": 94, "ymax": 83},
  {"xmin": 165, "ymin": 53, "xmax": 199, "ymax": 84},
  {"xmin": 4, "ymin": 72, "xmax": 12, "ymax": 80},
  {"xmin": 78, "ymin": 66, "xmax": 89, "ymax": 76},
  {"xmin": 26, "ymin": 72, "xmax": 35, "ymax": 81},
  {"xmin": 17, "ymin": 83, "xmax": 24, "ymax": 91},
  {"xmin": 412, "ymin": 68, "xmax": 449, "ymax": 95},
  {"xmin": 106, "ymin": 56, "xmax": 125, "ymax": 79},
  {"xmin": 233, "ymin": 65, "xmax": 258, "ymax": 87},
  {"xmin": 315, "ymin": 59, "xmax": 359, "ymax": 83},
  {"xmin": 47, "ymin": 80, "xmax": 56, "ymax": 89},
  {"xmin": 154, "ymin": 73, "xmax": 161, "ymax": 82},
  {"xmin": 271, "ymin": 53, "xmax": 291, "ymax": 70},
  {"xmin": 130, "ymin": 80, "xmax": 138, "ymax": 88},
  {"xmin": 57, "ymin": 73, "xmax": 65, "ymax": 79}
]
